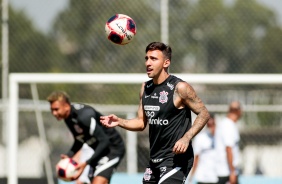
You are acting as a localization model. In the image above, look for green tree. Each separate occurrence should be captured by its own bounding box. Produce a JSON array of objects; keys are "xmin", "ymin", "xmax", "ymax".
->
[
  {"xmin": 8, "ymin": 7, "xmax": 66, "ymax": 73},
  {"xmin": 0, "ymin": 7, "xmax": 66, "ymax": 98},
  {"xmin": 250, "ymin": 27, "xmax": 282, "ymax": 72},
  {"xmin": 52, "ymin": 0, "xmax": 160, "ymax": 73},
  {"xmin": 170, "ymin": 0, "xmax": 281, "ymax": 73}
]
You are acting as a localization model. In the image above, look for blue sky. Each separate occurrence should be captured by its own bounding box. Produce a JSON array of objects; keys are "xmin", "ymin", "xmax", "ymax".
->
[{"xmin": 9, "ymin": 0, "xmax": 282, "ymax": 33}]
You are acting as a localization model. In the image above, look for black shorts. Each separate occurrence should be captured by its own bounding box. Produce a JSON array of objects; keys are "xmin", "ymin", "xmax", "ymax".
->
[
  {"xmin": 142, "ymin": 165, "xmax": 192, "ymax": 184},
  {"xmin": 217, "ymin": 175, "xmax": 239, "ymax": 184},
  {"xmin": 88, "ymin": 154, "xmax": 123, "ymax": 182}
]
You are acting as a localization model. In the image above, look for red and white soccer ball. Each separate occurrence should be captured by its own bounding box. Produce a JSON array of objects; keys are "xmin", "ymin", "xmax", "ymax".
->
[
  {"xmin": 105, "ymin": 14, "xmax": 137, "ymax": 45},
  {"xmin": 56, "ymin": 158, "xmax": 78, "ymax": 181}
]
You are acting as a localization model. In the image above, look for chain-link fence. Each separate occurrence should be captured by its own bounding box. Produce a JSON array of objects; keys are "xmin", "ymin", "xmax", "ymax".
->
[{"xmin": 1, "ymin": 0, "xmax": 282, "ymax": 182}]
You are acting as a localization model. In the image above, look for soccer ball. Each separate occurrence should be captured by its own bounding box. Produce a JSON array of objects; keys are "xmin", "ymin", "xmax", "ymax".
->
[
  {"xmin": 105, "ymin": 14, "xmax": 137, "ymax": 45},
  {"xmin": 56, "ymin": 158, "xmax": 78, "ymax": 181}
]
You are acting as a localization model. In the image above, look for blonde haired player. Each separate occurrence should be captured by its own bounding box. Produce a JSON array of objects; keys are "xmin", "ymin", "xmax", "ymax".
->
[{"xmin": 47, "ymin": 91, "xmax": 125, "ymax": 184}]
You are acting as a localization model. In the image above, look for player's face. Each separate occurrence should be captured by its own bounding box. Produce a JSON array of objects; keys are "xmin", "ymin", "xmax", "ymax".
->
[
  {"xmin": 145, "ymin": 50, "xmax": 169, "ymax": 78},
  {"xmin": 50, "ymin": 100, "xmax": 70, "ymax": 120}
]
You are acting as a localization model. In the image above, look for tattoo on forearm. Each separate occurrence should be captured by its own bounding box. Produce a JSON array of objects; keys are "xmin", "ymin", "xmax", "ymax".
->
[
  {"xmin": 176, "ymin": 83, "xmax": 210, "ymax": 140},
  {"xmin": 188, "ymin": 108, "xmax": 210, "ymax": 139}
]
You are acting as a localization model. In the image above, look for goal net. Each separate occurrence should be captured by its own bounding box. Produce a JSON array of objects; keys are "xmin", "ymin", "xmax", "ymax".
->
[{"xmin": 6, "ymin": 73, "xmax": 282, "ymax": 184}]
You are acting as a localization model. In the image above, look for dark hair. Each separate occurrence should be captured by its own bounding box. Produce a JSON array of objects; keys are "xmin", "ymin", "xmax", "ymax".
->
[{"xmin": 145, "ymin": 42, "xmax": 172, "ymax": 60}]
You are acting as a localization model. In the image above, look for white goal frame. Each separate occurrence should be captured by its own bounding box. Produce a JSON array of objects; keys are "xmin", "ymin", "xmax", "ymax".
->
[{"xmin": 7, "ymin": 73, "xmax": 282, "ymax": 184}]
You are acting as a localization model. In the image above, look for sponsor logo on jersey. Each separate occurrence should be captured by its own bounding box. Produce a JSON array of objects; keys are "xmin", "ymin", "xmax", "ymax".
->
[
  {"xmin": 145, "ymin": 111, "xmax": 155, "ymax": 119},
  {"xmin": 148, "ymin": 117, "xmax": 169, "ymax": 125},
  {"xmin": 166, "ymin": 82, "xmax": 174, "ymax": 90},
  {"xmin": 159, "ymin": 91, "xmax": 168, "ymax": 104},
  {"xmin": 143, "ymin": 168, "xmax": 152, "ymax": 181},
  {"xmin": 151, "ymin": 93, "xmax": 158, "ymax": 99},
  {"xmin": 144, "ymin": 105, "xmax": 160, "ymax": 111},
  {"xmin": 145, "ymin": 95, "xmax": 150, "ymax": 98},
  {"xmin": 145, "ymin": 111, "xmax": 169, "ymax": 125},
  {"xmin": 151, "ymin": 158, "xmax": 164, "ymax": 163}
]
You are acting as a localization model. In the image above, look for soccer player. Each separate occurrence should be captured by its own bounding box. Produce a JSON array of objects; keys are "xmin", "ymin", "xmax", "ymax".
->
[
  {"xmin": 189, "ymin": 114, "xmax": 218, "ymax": 184},
  {"xmin": 100, "ymin": 42, "xmax": 210, "ymax": 184},
  {"xmin": 215, "ymin": 101, "xmax": 242, "ymax": 184},
  {"xmin": 47, "ymin": 91, "xmax": 125, "ymax": 184}
]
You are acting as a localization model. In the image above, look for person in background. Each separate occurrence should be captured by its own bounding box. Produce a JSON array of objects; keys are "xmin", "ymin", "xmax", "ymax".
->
[
  {"xmin": 100, "ymin": 42, "xmax": 210, "ymax": 184},
  {"xmin": 215, "ymin": 101, "xmax": 242, "ymax": 184},
  {"xmin": 188, "ymin": 114, "xmax": 218, "ymax": 184},
  {"xmin": 47, "ymin": 91, "xmax": 125, "ymax": 184}
]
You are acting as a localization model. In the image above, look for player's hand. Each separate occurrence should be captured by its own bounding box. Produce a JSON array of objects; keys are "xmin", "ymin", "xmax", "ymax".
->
[
  {"xmin": 72, "ymin": 162, "xmax": 87, "ymax": 180},
  {"xmin": 229, "ymin": 171, "xmax": 237, "ymax": 184},
  {"xmin": 100, "ymin": 114, "xmax": 119, "ymax": 128},
  {"xmin": 173, "ymin": 137, "xmax": 189, "ymax": 154}
]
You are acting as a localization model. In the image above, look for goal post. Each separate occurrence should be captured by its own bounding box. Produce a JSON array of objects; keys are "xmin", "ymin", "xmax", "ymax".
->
[{"xmin": 7, "ymin": 73, "xmax": 282, "ymax": 184}]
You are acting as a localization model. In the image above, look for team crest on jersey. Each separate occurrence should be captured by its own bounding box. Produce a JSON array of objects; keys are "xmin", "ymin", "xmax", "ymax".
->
[
  {"xmin": 143, "ymin": 168, "xmax": 152, "ymax": 181},
  {"xmin": 74, "ymin": 124, "xmax": 83, "ymax": 133},
  {"xmin": 159, "ymin": 91, "xmax": 168, "ymax": 104}
]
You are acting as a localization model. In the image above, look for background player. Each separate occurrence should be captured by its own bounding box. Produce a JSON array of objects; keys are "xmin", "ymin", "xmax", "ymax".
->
[
  {"xmin": 188, "ymin": 114, "xmax": 218, "ymax": 184},
  {"xmin": 47, "ymin": 91, "xmax": 125, "ymax": 184},
  {"xmin": 215, "ymin": 101, "xmax": 242, "ymax": 184},
  {"xmin": 100, "ymin": 42, "xmax": 210, "ymax": 184}
]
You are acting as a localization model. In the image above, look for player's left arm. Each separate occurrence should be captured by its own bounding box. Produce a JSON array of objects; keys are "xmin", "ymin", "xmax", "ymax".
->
[{"xmin": 173, "ymin": 81, "xmax": 210, "ymax": 154}]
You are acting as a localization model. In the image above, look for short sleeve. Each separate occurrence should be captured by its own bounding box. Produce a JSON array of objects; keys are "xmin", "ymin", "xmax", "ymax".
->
[{"xmin": 221, "ymin": 122, "xmax": 236, "ymax": 147}]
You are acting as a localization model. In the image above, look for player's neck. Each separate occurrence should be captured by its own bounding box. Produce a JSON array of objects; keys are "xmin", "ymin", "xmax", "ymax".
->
[
  {"xmin": 153, "ymin": 72, "xmax": 170, "ymax": 85},
  {"xmin": 227, "ymin": 113, "xmax": 239, "ymax": 123}
]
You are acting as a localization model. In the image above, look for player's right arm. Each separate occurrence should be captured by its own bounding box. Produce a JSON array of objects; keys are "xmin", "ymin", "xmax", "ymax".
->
[{"xmin": 100, "ymin": 83, "xmax": 147, "ymax": 131}]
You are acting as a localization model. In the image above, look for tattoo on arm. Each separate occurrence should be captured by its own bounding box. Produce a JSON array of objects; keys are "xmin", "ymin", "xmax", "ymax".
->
[
  {"xmin": 176, "ymin": 83, "xmax": 210, "ymax": 140},
  {"xmin": 187, "ymin": 109, "xmax": 209, "ymax": 139}
]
